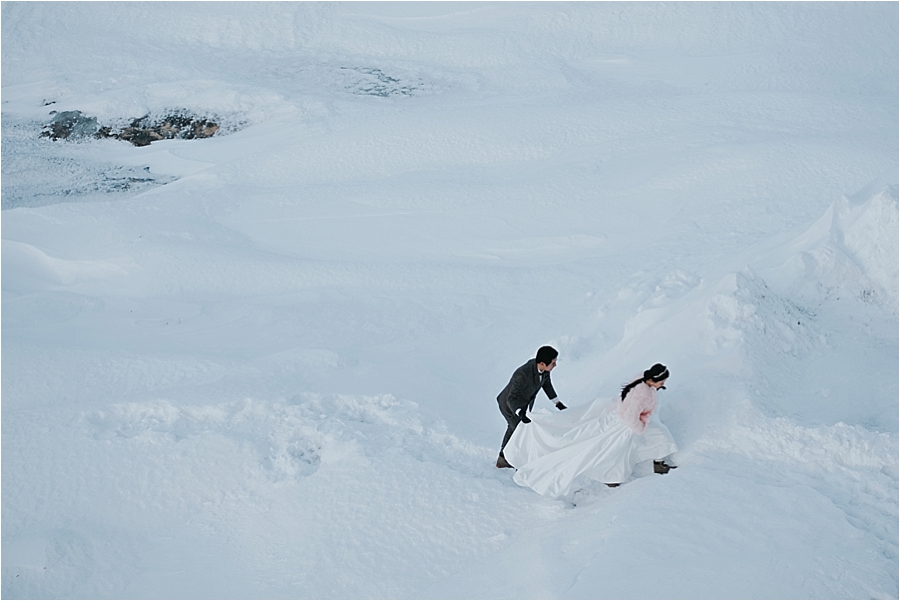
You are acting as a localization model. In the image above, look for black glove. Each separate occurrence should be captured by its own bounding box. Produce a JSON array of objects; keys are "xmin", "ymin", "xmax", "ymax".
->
[
  {"xmin": 517, "ymin": 409, "xmax": 531, "ymax": 424},
  {"xmin": 555, "ymin": 401, "xmax": 567, "ymax": 410}
]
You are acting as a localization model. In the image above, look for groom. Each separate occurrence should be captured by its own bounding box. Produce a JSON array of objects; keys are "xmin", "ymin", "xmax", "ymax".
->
[{"xmin": 495, "ymin": 345, "xmax": 566, "ymax": 468}]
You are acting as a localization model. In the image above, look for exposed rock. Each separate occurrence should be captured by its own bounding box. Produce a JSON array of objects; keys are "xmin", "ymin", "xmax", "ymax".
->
[
  {"xmin": 42, "ymin": 110, "xmax": 219, "ymax": 146},
  {"xmin": 339, "ymin": 66, "xmax": 426, "ymax": 97},
  {"xmin": 40, "ymin": 111, "xmax": 99, "ymax": 141}
]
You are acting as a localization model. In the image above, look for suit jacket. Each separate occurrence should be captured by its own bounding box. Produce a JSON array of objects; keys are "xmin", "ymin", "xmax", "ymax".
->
[{"xmin": 497, "ymin": 358, "xmax": 558, "ymax": 414}]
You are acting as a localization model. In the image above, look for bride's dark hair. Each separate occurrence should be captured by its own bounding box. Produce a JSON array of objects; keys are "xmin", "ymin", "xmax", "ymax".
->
[{"xmin": 620, "ymin": 363, "xmax": 670, "ymax": 401}]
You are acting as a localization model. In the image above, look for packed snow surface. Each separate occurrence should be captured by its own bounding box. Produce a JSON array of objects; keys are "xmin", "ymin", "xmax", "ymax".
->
[{"xmin": 2, "ymin": 3, "xmax": 897, "ymax": 599}]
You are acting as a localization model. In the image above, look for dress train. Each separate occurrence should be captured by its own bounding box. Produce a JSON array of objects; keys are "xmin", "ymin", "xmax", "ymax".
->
[{"xmin": 503, "ymin": 397, "xmax": 677, "ymax": 497}]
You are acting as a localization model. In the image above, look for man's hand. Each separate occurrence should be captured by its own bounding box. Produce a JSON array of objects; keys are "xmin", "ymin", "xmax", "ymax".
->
[
  {"xmin": 555, "ymin": 401, "xmax": 567, "ymax": 410},
  {"xmin": 517, "ymin": 408, "xmax": 531, "ymax": 424}
]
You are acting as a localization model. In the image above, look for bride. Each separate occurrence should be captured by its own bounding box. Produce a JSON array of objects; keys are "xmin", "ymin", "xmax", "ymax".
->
[{"xmin": 502, "ymin": 363, "xmax": 678, "ymax": 497}]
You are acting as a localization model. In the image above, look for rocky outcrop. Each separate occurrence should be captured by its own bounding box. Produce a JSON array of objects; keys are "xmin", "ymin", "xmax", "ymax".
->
[
  {"xmin": 40, "ymin": 111, "xmax": 99, "ymax": 141},
  {"xmin": 41, "ymin": 110, "xmax": 219, "ymax": 146}
]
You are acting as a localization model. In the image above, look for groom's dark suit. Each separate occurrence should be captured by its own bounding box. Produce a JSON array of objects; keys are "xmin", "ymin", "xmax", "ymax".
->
[{"xmin": 497, "ymin": 358, "xmax": 558, "ymax": 451}]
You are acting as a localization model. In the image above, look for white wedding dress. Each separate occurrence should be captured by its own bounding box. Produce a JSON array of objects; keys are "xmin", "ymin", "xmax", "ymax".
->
[{"xmin": 503, "ymin": 395, "xmax": 677, "ymax": 497}]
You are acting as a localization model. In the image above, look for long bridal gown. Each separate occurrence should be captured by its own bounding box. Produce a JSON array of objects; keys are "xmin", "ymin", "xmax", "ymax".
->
[{"xmin": 503, "ymin": 392, "xmax": 677, "ymax": 498}]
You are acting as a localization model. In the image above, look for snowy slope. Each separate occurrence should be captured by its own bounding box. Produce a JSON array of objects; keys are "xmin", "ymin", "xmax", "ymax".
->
[{"xmin": 2, "ymin": 3, "xmax": 897, "ymax": 599}]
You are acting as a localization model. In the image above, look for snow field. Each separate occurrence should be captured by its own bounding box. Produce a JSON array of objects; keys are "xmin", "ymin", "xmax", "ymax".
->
[
  {"xmin": 3, "ymin": 394, "xmax": 546, "ymax": 598},
  {"xmin": 8, "ymin": 390, "xmax": 892, "ymax": 598},
  {"xmin": 2, "ymin": 2, "xmax": 897, "ymax": 599}
]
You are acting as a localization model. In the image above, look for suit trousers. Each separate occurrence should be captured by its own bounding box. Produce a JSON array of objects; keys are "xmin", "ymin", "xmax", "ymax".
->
[{"xmin": 498, "ymin": 398, "xmax": 521, "ymax": 453}]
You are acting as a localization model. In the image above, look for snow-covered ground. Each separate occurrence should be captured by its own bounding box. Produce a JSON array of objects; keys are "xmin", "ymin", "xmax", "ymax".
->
[{"xmin": 2, "ymin": 3, "xmax": 897, "ymax": 599}]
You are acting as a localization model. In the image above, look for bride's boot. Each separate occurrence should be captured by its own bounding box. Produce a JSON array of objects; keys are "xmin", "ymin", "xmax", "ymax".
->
[
  {"xmin": 653, "ymin": 460, "xmax": 676, "ymax": 474},
  {"xmin": 496, "ymin": 453, "xmax": 514, "ymax": 469}
]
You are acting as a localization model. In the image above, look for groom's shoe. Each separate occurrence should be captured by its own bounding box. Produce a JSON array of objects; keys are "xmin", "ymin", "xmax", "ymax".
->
[{"xmin": 496, "ymin": 454, "xmax": 514, "ymax": 469}]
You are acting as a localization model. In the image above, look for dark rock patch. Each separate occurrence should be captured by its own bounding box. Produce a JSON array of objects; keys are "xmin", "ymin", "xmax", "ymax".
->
[
  {"xmin": 41, "ymin": 111, "xmax": 99, "ymax": 141},
  {"xmin": 41, "ymin": 110, "xmax": 220, "ymax": 146}
]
